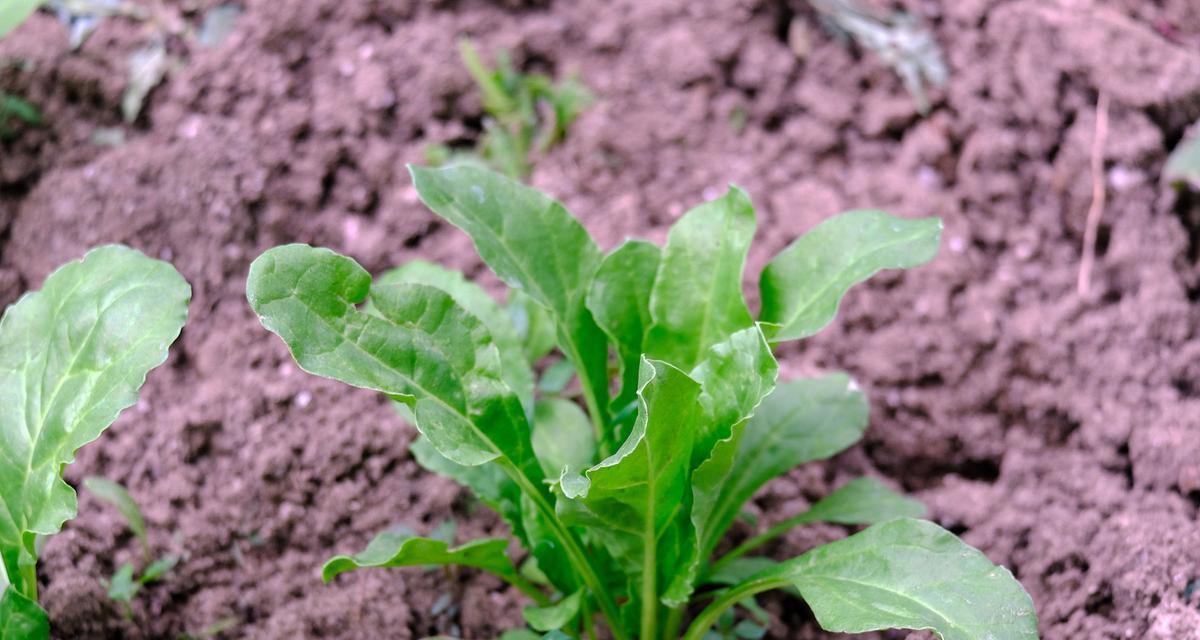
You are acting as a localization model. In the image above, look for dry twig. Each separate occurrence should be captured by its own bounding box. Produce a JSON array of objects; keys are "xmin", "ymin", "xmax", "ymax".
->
[{"xmin": 1078, "ymin": 91, "xmax": 1110, "ymax": 296}]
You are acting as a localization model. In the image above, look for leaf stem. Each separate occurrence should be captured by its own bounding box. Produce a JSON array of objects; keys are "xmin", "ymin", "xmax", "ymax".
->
[
  {"xmin": 502, "ymin": 461, "xmax": 628, "ymax": 640},
  {"xmin": 505, "ymin": 570, "xmax": 552, "ymax": 607},
  {"xmin": 640, "ymin": 525, "xmax": 656, "ymax": 640},
  {"xmin": 19, "ymin": 558, "xmax": 36, "ymax": 602},
  {"xmin": 680, "ymin": 577, "xmax": 789, "ymax": 640},
  {"xmin": 662, "ymin": 605, "xmax": 685, "ymax": 640}
]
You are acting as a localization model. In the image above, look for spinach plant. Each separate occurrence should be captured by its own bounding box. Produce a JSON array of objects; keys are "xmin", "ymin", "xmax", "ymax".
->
[
  {"xmin": 0, "ymin": 245, "xmax": 190, "ymax": 639},
  {"xmin": 83, "ymin": 477, "xmax": 179, "ymax": 618},
  {"xmin": 426, "ymin": 39, "xmax": 591, "ymax": 180},
  {"xmin": 247, "ymin": 165, "xmax": 1038, "ymax": 639}
]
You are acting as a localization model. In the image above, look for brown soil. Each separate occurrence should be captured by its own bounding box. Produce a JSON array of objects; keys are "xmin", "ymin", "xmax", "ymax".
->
[{"xmin": 3, "ymin": 0, "xmax": 1200, "ymax": 638}]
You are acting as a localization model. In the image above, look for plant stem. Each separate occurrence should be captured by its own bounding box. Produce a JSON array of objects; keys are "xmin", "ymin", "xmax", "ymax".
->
[
  {"xmin": 582, "ymin": 598, "xmax": 597, "ymax": 640},
  {"xmin": 640, "ymin": 530, "xmax": 656, "ymax": 640},
  {"xmin": 708, "ymin": 513, "xmax": 815, "ymax": 578},
  {"xmin": 662, "ymin": 605, "xmax": 685, "ymax": 640},
  {"xmin": 505, "ymin": 571, "xmax": 551, "ymax": 607},
  {"xmin": 19, "ymin": 559, "xmax": 36, "ymax": 602},
  {"xmin": 504, "ymin": 462, "xmax": 629, "ymax": 640},
  {"xmin": 680, "ymin": 577, "xmax": 790, "ymax": 640}
]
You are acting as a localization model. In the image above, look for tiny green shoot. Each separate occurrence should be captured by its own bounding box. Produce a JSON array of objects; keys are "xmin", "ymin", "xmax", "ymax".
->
[
  {"xmin": 426, "ymin": 39, "xmax": 592, "ymax": 180},
  {"xmin": 247, "ymin": 164, "xmax": 1038, "ymax": 639},
  {"xmin": 0, "ymin": 245, "xmax": 190, "ymax": 640},
  {"xmin": 83, "ymin": 477, "xmax": 179, "ymax": 618}
]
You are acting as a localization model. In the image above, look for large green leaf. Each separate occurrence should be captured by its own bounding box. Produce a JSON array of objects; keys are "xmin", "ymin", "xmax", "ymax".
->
[
  {"xmin": 0, "ymin": 245, "xmax": 189, "ymax": 594},
  {"xmin": 379, "ymin": 260, "xmax": 534, "ymax": 416},
  {"xmin": 759, "ymin": 210, "xmax": 941, "ymax": 343},
  {"xmin": 0, "ymin": 585, "xmax": 47, "ymax": 639},
  {"xmin": 322, "ymin": 531, "xmax": 517, "ymax": 582},
  {"xmin": 532, "ymin": 398, "xmax": 595, "ymax": 477},
  {"xmin": 689, "ymin": 519, "xmax": 1038, "ymax": 640},
  {"xmin": 558, "ymin": 359, "xmax": 700, "ymax": 627},
  {"xmin": 0, "ymin": 0, "xmax": 40, "ymax": 39},
  {"xmin": 692, "ymin": 374, "xmax": 868, "ymax": 562},
  {"xmin": 644, "ymin": 187, "xmax": 756, "ymax": 370},
  {"xmin": 409, "ymin": 164, "xmax": 611, "ymax": 432},
  {"xmin": 586, "ymin": 240, "xmax": 660, "ymax": 414},
  {"xmin": 246, "ymin": 244, "xmax": 542, "ymax": 484}
]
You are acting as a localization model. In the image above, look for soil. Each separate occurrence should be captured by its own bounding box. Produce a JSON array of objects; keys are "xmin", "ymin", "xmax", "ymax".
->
[{"xmin": 2, "ymin": 0, "xmax": 1200, "ymax": 638}]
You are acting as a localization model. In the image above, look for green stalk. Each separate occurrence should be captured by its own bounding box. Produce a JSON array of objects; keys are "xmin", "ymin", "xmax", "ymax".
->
[
  {"xmin": 504, "ymin": 463, "xmax": 629, "ymax": 640},
  {"xmin": 680, "ymin": 577, "xmax": 790, "ymax": 640},
  {"xmin": 19, "ymin": 559, "xmax": 36, "ymax": 602},
  {"xmin": 662, "ymin": 606, "xmax": 685, "ymax": 640},
  {"xmin": 505, "ymin": 570, "xmax": 552, "ymax": 607},
  {"xmin": 640, "ymin": 520, "xmax": 656, "ymax": 640}
]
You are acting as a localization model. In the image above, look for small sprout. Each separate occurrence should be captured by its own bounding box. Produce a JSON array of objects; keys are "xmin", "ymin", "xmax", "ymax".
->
[
  {"xmin": 85, "ymin": 476, "xmax": 180, "ymax": 617},
  {"xmin": 246, "ymin": 164, "xmax": 1037, "ymax": 639},
  {"xmin": 428, "ymin": 39, "xmax": 592, "ymax": 180},
  {"xmin": 1166, "ymin": 124, "xmax": 1200, "ymax": 189}
]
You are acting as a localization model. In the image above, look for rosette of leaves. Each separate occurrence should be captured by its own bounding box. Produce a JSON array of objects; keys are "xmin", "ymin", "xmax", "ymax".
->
[
  {"xmin": 0, "ymin": 246, "xmax": 190, "ymax": 640},
  {"xmin": 247, "ymin": 164, "xmax": 1037, "ymax": 639}
]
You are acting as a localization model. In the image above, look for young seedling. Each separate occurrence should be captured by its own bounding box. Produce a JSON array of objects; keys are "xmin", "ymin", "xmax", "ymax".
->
[
  {"xmin": 83, "ymin": 477, "xmax": 179, "ymax": 618},
  {"xmin": 426, "ymin": 39, "xmax": 592, "ymax": 180},
  {"xmin": 0, "ymin": 245, "xmax": 190, "ymax": 640},
  {"xmin": 247, "ymin": 164, "xmax": 1038, "ymax": 639}
]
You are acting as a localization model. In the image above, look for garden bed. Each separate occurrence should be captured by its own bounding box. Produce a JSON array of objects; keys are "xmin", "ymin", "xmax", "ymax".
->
[{"xmin": 2, "ymin": 0, "xmax": 1200, "ymax": 637}]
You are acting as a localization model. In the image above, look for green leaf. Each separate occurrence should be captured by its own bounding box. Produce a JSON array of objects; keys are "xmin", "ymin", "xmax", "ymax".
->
[
  {"xmin": 83, "ymin": 477, "xmax": 148, "ymax": 558},
  {"xmin": 559, "ymin": 359, "xmax": 701, "ymax": 624},
  {"xmin": 536, "ymin": 359, "xmax": 575, "ymax": 394},
  {"xmin": 523, "ymin": 589, "xmax": 583, "ymax": 632},
  {"xmin": 759, "ymin": 210, "xmax": 941, "ymax": 343},
  {"xmin": 379, "ymin": 260, "xmax": 534, "ymax": 415},
  {"xmin": 665, "ymin": 327, "xmax": 778, "ymax": 604},
  {"xmin": 107, "ymin": 563, "xmax": 139, "ymax": 603},
  {"xmin": 409, "ymin": 164, "xmax": 610, "ymax": 434},
  {"xmin": 323, "ymin": 531, "xmax": 517, "ymax": 583},
  {"xmin": 797, "ymin": 477, "xmax": 924, "ymax": 525},
  {"xmin": 692, "ymin": 374, "xmax": 868, "ymax": 562},
  {"xmin": 1166, "ymin": 133, "xmax": 1200, "ymax": 188},
  {"xmin": 532, "ymin": 399, "xmax": 595, "ymax": 477},
  {"xmin": 246, "ymin": 244, "xmax": 542, "ymax": 481},
  {"xmin": 688, "ymin": 326, "xmax": 778, "ymax": 465},
  {"xmin": 0, "ymin": 0, "xmax": 40, "ymax": 38},
  {"xmin": 1, "ymin": 585, "xmax": 47, "ymax": 640},
  {"xmin": 139, "ymin": 554, "xmax": 178, "ymax": 583},
  {"xmin": 508, "ymin": 291, "xmax": 557, "ymax": 364},
  {"xmin": 0, "ymin": 245, "xmax": 189, "ymax": 594},
  {"xmin": 586, "ymin": 240, "xmax": 660, "ymax": 413},
  {"xmin": 693, "ymin": 519, "xmax": 1038, "ymax": 640},
  {"xmin": 644, "ymin": 187, "xmax": 755, "ymax": 370}
]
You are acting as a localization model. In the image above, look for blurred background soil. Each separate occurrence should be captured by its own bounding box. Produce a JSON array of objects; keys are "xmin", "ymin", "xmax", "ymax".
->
[{"xmin": 2, "ymin": 0, "xmax": 1200, "ymax": 638}]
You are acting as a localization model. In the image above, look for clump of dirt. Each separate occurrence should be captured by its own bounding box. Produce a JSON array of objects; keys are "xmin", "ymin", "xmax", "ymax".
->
[{"xmin": 3, "ymin": 0, "xmax": 1200, "ymax": 638}]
